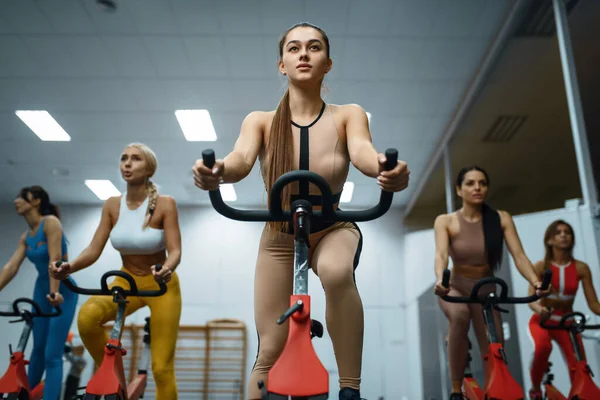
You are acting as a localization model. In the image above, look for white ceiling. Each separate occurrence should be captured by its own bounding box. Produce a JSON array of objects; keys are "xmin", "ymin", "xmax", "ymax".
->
[{"xmin": 0, "ymin": 0, "xmax": 512, "ymax": 208}]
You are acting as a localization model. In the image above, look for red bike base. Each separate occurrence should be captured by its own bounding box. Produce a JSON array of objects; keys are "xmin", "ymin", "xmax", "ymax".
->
[
  {"xmin": 568, "ymin": 361, "xmax": 600, "ymax": 398},
  {"xmin": 482, "ymin": 343, "xmax": 524, "ymax": 399},
  {"xmin": 267, "ymin": 295, "xmax": 328, "ymax": 397},
  {"xmin": 84, "ymin": 339, "xmax": 128, "ymax": 398},
  {"xmin": 0, "ymin": 352, "xmax": 45, "ymax": 400}
]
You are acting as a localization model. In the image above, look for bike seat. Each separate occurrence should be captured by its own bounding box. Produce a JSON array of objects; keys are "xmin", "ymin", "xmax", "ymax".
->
[{"xmin": 311, "ymin": 319, "xmax": 324, "ymax": 339}]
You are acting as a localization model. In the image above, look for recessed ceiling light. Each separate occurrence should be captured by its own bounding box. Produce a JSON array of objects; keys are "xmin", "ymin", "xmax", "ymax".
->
[
  {"xmin": 15, "ymin": 110, "xmax": 71, "ymax": 141},
  {"xmin": 220, "ymin": 184, "xmax": 237, "ymax": 202},
  {"xmin": 175, "ymin": 109, "xmax": 217, "ymax": 141},
  {"xmin": 85, "ymin": 180, "xmax": 121, "ymax": 200},
  {"xmin": 340, "ymin": 182, "xmax": 354, "ymax": 203}
]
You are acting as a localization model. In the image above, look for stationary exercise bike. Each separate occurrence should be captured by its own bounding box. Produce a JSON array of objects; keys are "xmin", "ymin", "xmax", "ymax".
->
[
  {"xmin": 57, "ymin": 261, "xmax": 166, "ymax": 400},
  {"xmin": 0, "ymin": 296, "xmax": 61, "ymax": 400},
  {"xmin": 540, "ymin": 312, "xmax": 600, "ymax": 400},
  {"xmin": 201, "ymin": 148, "xmax": 398, "ymax": 399},
  {"xmin": 440, "ymin": 269, "xmax": 552, "ymax": 400}
]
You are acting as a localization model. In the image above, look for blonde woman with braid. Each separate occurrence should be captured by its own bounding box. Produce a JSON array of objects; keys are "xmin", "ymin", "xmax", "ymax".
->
[{"xmin": 49, "ymin": 143, "xmax": 183, "ymax": 399}]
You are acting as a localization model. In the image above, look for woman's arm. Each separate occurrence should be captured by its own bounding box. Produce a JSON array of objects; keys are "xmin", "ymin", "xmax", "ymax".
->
[
  {"xmin": 68, "ymin": 198, "xmax": 116, "ymax": 273},
  {"xmin": 44, "ymin": 216, "xmax": 65, "ymax": 294},
  {"xmin": 500, "ymin": 210, "xmax": 540, "ymax": 286},
  {"xmin": 578, "ymin": 261, "xmax": 600, "ymax": 315},
  {"xmin": 344, "ymin": 104, "xmax": 380, "ymax": 178},
  {"xmin": 159, "ymin": 196, "xmax": 181, "ymax": 273},
  {"xmin": 527, "ymin": 261, "xmax": 548, "ymax": 314},
  {"xmin": 433, "ymin": 215, "xmax": 450, "ymax": 280},
  {"xmin": 0, "ymin": 233, "xmax": 27, "ymax": 291}
]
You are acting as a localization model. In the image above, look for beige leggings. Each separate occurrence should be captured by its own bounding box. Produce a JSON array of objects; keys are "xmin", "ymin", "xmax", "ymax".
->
[
  {"xmin": 248, "ymin": 222, "xmax": 363, "ymax": 399},
  {"xmin": 438, "ymin": 274, "xmax": 503, "ymax": 381}
]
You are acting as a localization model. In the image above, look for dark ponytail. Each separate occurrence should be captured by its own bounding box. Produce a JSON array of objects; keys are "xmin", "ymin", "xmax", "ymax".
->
[
  {"xmin": 456, "ymin": 166, "xmax": 504, "ymax": 270},
  {"xmin": 19, "ymin": 185, "xmax": 60, "ymax": 220}
]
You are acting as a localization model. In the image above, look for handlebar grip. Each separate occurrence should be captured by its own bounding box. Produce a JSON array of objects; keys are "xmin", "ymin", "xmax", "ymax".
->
[
  {"xmin": 442, "ymin": 270, "xmax": 450, "ymax": 288},
  {"xmin": 540, "ymin": 269, "xmax": 552, "ymax": 291},
  {"xmin": 383, "ymin": 148, "xmax": 398, "ymax": 171},
  {"xmin": 202, "ymin": 149, "xmax": 216, "ymax": 169},
  {"xmin": 155, "ymin": 264, "xmax": 162, "ymax": 272}
]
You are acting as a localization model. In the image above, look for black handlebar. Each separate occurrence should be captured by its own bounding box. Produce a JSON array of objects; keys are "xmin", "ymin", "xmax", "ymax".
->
[
  {"xmin": 540, "ymin": 311, "xmax": 600, "ymax": 331},
  {"xmin": 440, "ymin": 269, "xmax": 552, "ymax": 305},
  {"xmin": 0, "ymin": 298, "xmax": 62, "ymax": 318},
  {"xmin": 201, "ymin": 148, "xmax": 399, "ymax": 223},
  {"xmin": 56, "ymin": 261, "xmax": 167, "ymax": 297}
]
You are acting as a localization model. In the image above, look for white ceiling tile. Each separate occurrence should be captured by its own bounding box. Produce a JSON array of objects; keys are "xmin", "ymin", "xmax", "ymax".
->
[
  {"xmin": 388, "ymin": 0, "xmax": 438, "ymax": 37},
  {"xmin": 21, "ymin": 36, "xmax": 83, "ymax": 77},
  {"xmin": 104, "ymin": 37, "xmax": 157, "ymax": 78},
  {"xmin": 162, "ymin": 80, "xmax": 204, "ymax": 110},
  {"xmin": 433, "ymin": 81, "xmax": 468, "ymax": 117},
  {"xmin": 122, "ymin": 0, "xmax": 179, "ymax": 34},
  {"xmin": 224, "ymin": 37, "xmax": 269, "ymax": 79},
  {"xmin": 0, "ymin": 13, "xmax": 13, "ymax": 34},
  {"xmin": 304, "ymin": 0, "xmax": 349, "ymax": 36},
  {"xmin": 347, "ymin": 0, "xmax": 395, "ymax": 36},
  {"xmin": 59, "ymin": 37, "xmax": 118, "ymax": 78},
  {"xmin": 414, "ymin": 39, "xmax": 486, "ymax": 80},
  {"xmin": 259, "ymin": 0, "xmax": 306, "ymax": 35},
  {"xmin": 217, "ymin": 1, "xmax": 261, "ymax": 35},
  {"xmin": 170, "ymin": 0, "xmax": 220, "ymax": 35},
  {"xmin": 128, "ymin": 80, "xmax": 168, "ymax": 111},
  {"xmin": 0, "ymin": 0, "xmax": 54, "ymax": 33},
  {"xmin": 35, "ymin": 0, "xmax": 95, "ymax": 34},
  {"xmin": 430, "ymin": 0, "xmax": 488, "ymax": 37},
  {"xmin": 340, "ymin": 38, "xmax": 383, "ymax": 79},
  {"xmin": 143, "ymin": 37, "xmax": 193, "ymax": 77},
  {"xmin": 184, "ymin": 37, "xmax": 230, "ymax": 78},
  {"xmin": 230, "ymin": 79, "xmax": 282, "ymax": 112},
  {"xmin": 193, "ymin": 80, "xmax": 236, "ymax": 112},
  {"xmin": 378, "ymin": 38, "xmax": 424, "ymax": 80}
]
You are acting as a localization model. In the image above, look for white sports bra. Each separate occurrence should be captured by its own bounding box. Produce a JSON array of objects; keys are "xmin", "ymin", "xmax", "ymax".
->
[{"xmin": 109, "ymin": 194, "xmax": 166, "ymax": 256}]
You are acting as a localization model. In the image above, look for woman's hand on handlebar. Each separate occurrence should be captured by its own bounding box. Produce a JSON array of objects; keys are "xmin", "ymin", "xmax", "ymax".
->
[
  {"xmin": 152, "ymin": 264, "xmax": 171, "ymax": 284},
  {"xmin": 47, "ymin": 292, "xmax": 64, "ymax": 306},
  {"xmin": 377, "ymin": 154, "xmax": 410, "ymax": 192},
  {"xmin": 192, "ymin": 158, "xmax": 224, "ymax": 191},
  {"xmin": 434, "ymin": 279, "xmax": 450, "ymax": 296},
  {"xmin": 49, "ymin": 261, "xmax": 71, "ymax": 280},
  {"xmin": 532, "ymin": 280, "xmax": 552, "ymax": 298}
]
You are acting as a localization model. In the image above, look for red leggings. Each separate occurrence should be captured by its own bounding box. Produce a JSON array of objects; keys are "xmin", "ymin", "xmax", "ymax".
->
[{"xmin": 528, "ymin": 313, "xmax": 586, "ymax": 387}]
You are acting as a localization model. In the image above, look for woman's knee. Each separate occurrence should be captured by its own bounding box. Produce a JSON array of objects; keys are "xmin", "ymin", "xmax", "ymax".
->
[
  {"xmin": 318, "ymin": 262, "xmax": 355, "ymax": 293},
  {"xmin": 447, "ymin": 308, "xmax": 471, "ymax": 330}
]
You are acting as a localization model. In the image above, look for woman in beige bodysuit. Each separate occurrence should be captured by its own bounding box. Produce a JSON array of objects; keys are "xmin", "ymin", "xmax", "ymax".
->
[
  {"xmin": 192, "ymin": 22, "xmax": 410, "ymax": 400},
  {"xmin": 433, "ymin": 166, "xmax": 550, "ymax": 400}
]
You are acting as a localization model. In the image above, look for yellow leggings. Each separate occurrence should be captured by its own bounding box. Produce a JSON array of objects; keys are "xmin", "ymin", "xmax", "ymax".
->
[{"xmin": 77, "ymin": 269, "xmax": 182, "ymax": 400}]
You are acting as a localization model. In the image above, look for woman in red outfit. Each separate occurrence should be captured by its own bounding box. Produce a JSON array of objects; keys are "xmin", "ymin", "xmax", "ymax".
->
[{"xmin": 527, "ymin": 219, "xmax": 600, "ymax": 399}]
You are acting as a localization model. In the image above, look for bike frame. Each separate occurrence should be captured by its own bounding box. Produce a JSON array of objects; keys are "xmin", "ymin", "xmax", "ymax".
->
[
  {"xmin": 264, "ymin": 201, "xmax": 329, "ymax": 399},
  {"xmin": 541, "ymin": 313, "xmax": 600, "ymax": 400},
  {"xmin": 200, "ymin": 148, "xmax": 399, "ymax": 400},
  {"xmin": 0, "ymin": 299, "xmax": 60, "ymax": 400},
  {"xmin": 60, "ymin": 266, "xmax": 164, "ymax": 400},
  {"xmin": 440, "ymin": 270, "xmax": 551, "ymax": 400}
]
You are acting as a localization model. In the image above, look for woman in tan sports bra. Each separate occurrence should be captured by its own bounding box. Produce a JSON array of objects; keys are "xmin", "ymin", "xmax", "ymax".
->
[
  {"xmin": 192, "ymin": 22, "xmax": 410, "ymax": 400},
  {"xmin": 433, "ymin": 166, "xmax": 549, "ymax": 399}
]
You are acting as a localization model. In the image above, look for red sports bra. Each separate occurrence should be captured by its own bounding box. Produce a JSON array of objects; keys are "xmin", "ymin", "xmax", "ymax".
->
[{"xmin": 547, "ymin": 260, "xmax": 580, "ymax": 301}]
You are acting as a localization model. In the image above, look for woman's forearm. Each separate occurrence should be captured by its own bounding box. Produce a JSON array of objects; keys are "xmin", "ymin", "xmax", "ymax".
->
[
  {"xmin": 163, "ymin": 250, "xmax": 181, "ymax": 273},
  {"xmin": 222, "ymin": 151, "xmax": 253, "ymax": 184},
  {"xmin": 69, "ymin": 247, "xmax": 100, "ymax": 273}
]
